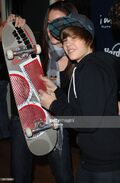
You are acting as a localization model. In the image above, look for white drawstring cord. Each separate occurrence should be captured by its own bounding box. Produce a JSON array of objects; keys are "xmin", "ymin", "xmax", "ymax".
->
[
  {"xmin": 68, "ymin": 67, "xmax": 77, "ymax": 103},
  {"xmin": 72, "ymin": 67, "xmax": 77, "ymax": 99}
]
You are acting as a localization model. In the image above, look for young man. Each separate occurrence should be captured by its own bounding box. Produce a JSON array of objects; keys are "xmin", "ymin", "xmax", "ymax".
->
[{"xmin": 39, "ymin": 13, "xmax": 120, "ymax": 183}]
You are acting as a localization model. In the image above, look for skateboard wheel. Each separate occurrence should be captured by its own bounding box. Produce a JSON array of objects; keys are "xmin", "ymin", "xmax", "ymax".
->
[
  {"xmin": 25, "ymin": 128, "xmax": 32, "ymax": 138},
  {"xmin": 35, "ymin": 44, "xmax": 41, "ymax": 54},
  {"xmin": 6, "ymin": 49, "xmax": 14, "ymax": 60}
]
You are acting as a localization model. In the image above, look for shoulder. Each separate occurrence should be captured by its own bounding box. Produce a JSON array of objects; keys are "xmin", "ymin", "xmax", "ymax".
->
[
  {"xmin": 76, "ymin": 52, "xmax": 117, "ymax": 80},
  {"xmin": 80, "ymin": 51, "xmax": 117, "ymax": 71}
]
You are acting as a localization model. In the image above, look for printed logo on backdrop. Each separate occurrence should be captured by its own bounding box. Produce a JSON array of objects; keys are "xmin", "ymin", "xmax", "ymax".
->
[
  {"xmin": 104, "ymin": 43, "xmax": 120, "ymax": 57},
  {"xmin": 99, "ymin": 14, "xmax": 120, "ymax": 57},
  {"xmin": 99, "ymin": 14, "xmax": 112, "ymax": 29}
]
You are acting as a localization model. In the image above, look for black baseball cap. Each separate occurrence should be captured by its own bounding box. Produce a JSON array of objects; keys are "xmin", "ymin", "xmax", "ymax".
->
[{"xmin": 48, "ymin": 13, "xmax": 95, "ymax": 40}]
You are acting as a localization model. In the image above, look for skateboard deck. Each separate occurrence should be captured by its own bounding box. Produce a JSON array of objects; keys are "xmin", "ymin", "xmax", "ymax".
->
[{"xmin": 2, "ymin": 21, "xmax": 58, "ymax": 156}]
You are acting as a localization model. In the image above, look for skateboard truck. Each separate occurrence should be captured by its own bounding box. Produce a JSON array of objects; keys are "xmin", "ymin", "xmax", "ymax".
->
[
  {"xmin": 6, "ymin": 44, "xmax": 41, "ymax": 60},
  {"xmin": 25, "ymin": 118, "xmax": 62, "ymax": 138}
]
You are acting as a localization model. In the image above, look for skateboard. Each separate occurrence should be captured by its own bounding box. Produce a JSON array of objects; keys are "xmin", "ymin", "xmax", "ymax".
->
[{"xmin": 2, "ymin": 21, "xmax": 59, "ymax": 156}]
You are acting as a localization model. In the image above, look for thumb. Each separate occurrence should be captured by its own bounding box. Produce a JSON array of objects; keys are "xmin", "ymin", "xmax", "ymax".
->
[{"xmin": 38, "ymin": 89, "xmax": 45, "ymax": 95}]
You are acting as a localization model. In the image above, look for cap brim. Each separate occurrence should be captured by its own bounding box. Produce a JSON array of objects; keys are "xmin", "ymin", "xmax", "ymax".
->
[
  {"xmin": 48, "ymin": 14, "xmax": 94, "ymax": 40},
  {"xmin": 48, "ymin": 16, "xmax": 83, "ymax": 40}
]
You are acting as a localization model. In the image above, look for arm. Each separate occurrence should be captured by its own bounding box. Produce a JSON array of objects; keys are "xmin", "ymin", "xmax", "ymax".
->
[
  {"xmin": 39, "ymin": 76, "xmax": 69, "ymax": 115},
  {"xmin": 40, "ymin": 62, "xmax": 107, "ymax": 116},
  {"xmin": 40, "ymin": 62, "xmax": 109, "ymax": 131},
  {"xmin": 50, "ymin": 63, "xmax": 107, "ymax": 116},
  {"xmin": 49, "ymin": 63, "xmax": 109, "ymax": 132}
]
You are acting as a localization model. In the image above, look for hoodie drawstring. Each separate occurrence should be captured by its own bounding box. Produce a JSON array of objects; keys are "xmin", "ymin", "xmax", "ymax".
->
[{"xmin": 68, "ymin": 67, "xmax": 77, "ymax": 103}]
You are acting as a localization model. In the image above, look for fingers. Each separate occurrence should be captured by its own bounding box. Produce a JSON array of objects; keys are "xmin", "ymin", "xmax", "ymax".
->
[
  {"xmin": 39, "ymin": 89, "xmax": 45, "ymax": 96},
  {"xmin": 14, "ymin": 16, "xmax": 26, "ymax": 28},
  {"xmin": 40, "ymin": 75, "xmax": 49, "ymax": 82},
  {"xmin": 39, "ymin": 89, "xmax": 52, "ymax": 96},
  {"xmin": 7, "ymin": 14, "xmax": 16, "ymax": 22},
  {"xmin": 38, "ymin": 89, "xmax": 56, "ymax": 110},
  {"xmin": 40, "ymin": 75, "xmax": 57, "ymax": 92},
  {"xmin": 47, "ymin": 88, "xmax": 55, "ymax": 95},
  {"xmin": 7, "ymin": 14, "xmax": 26, "ymax": 28}
]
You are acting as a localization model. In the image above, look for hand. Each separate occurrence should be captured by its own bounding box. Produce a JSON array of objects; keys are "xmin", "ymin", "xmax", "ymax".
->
[
  {"xmin": 40, "ymin": 75, "xmax": 57, "ymax": 93},
  {"xmin": 39, "ymin": 89, "xmax": 56, "ymax": 110},
  {"xmin": 7, "ymin": 14, "xmax": 26, "ymax": 28},
  {"xmin": 0, "ymin": 14, "xmax": 26, "ymax": 42}
]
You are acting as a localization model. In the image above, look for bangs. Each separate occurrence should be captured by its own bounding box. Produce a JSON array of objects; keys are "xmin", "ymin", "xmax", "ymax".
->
[
  {"xmin": 60, "ymin": 27, "xmax": 76, "ymax": 40},
  {"xmin": 60, "ymin": 26, "xmax": 94, "ymax": 49},
  {"xmin": 61, "ymin": 26, "xmax": 93, "ymax": 41}
]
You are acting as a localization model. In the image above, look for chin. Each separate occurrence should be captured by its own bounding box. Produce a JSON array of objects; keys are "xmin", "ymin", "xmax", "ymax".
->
[{"xmin": 68, "ymin": 53, "xmax": 76, "ymax": 60}]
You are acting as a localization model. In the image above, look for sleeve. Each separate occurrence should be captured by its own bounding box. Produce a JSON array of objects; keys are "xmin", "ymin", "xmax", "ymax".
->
[{"xmin": 49, "ymin": 87, "xmax": 72, "ymax": 116}]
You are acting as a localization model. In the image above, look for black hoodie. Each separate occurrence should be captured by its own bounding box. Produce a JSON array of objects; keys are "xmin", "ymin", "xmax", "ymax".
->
[{"xmin": 50, "ymin": 51, "xmax": 120, "ymax": 171}]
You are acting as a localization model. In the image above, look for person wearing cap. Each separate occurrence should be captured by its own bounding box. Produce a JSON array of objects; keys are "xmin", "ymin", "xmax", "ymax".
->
[{"xmin": 39, "ymin": 13, "xmax": 120, "ymax": 183}]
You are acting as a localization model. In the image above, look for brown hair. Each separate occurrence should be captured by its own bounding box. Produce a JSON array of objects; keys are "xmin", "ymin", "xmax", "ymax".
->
[{"xmin": 61, "ymin": 26, "xmax": 94, "ymax": 51}]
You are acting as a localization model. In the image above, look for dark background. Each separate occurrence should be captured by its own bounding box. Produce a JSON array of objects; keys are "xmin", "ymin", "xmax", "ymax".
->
[
  {"xmin": 10, "ymin": 0, "xmax": 92, "ymax": 44},
  {"xmin": 11, "ymin": 0, "xmax": 49, "ymax": 43}
]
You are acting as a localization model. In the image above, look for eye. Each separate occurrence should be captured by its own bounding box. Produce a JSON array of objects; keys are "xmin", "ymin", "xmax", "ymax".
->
[
  {"xmin": 71, "ymin": 35, "xmax": 77, "ymax": 39},
  {"xmin": 62, "ymin": 38, "xmax": 67, "ymax": 43}
]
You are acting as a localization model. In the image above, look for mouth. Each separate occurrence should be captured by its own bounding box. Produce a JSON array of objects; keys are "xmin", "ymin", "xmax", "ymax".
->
[{"xmin": 67, "ymin": 48, "xmax": 75, "ymax": 54}]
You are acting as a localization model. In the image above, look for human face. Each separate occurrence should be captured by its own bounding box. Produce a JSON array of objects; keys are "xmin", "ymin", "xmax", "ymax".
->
[
  {"xmin": 47, "ymin": 9, "xmax": 66, "ymax": 46},
  {"xmin": 62, "ymin": 35, "xmax": 92, "ymax": 63}
]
